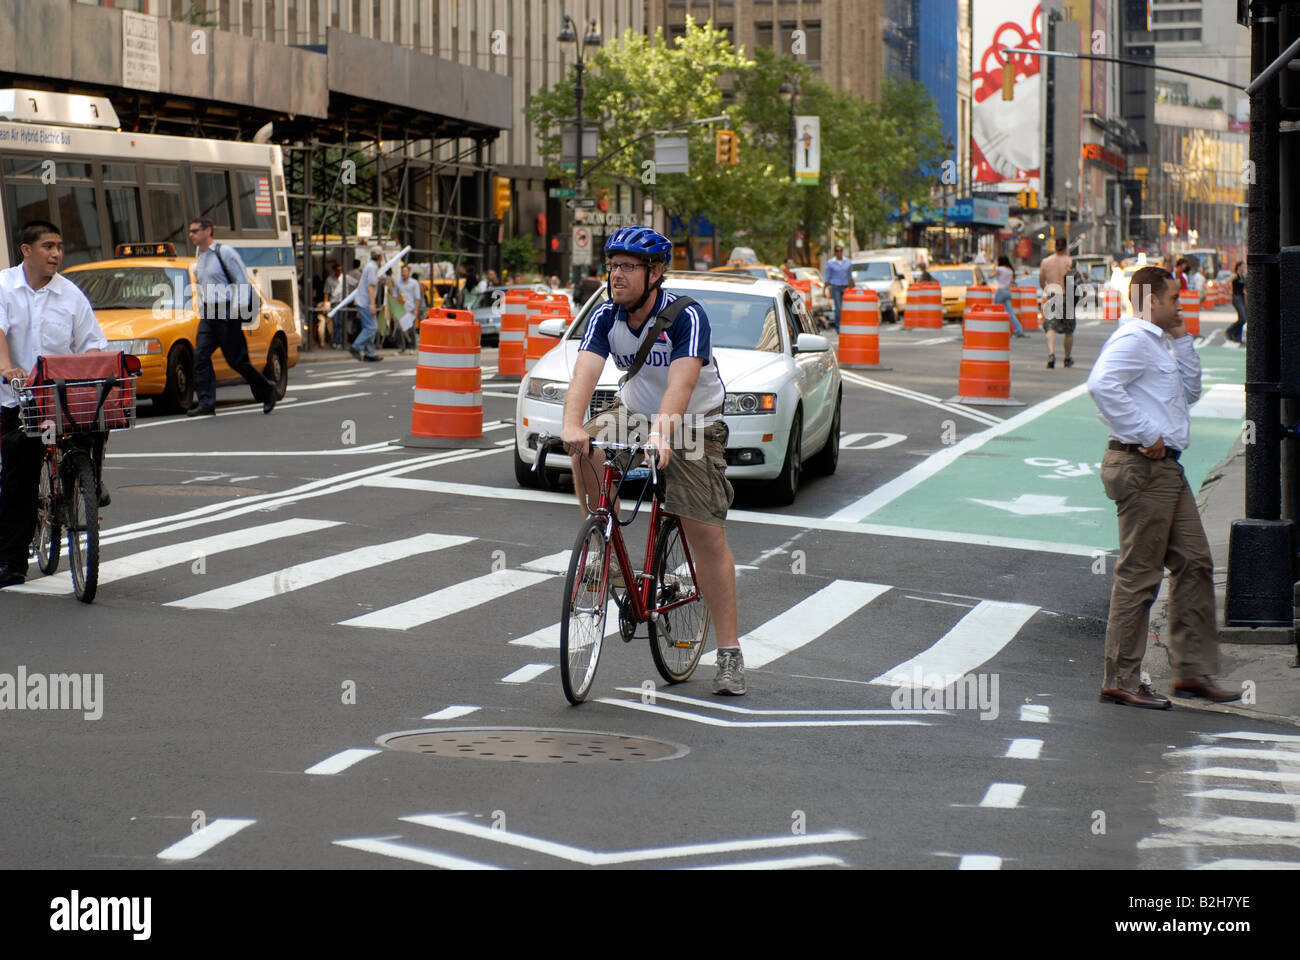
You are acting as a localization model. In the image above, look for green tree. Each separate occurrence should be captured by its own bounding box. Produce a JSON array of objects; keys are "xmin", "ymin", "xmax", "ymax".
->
[{"xmin": 501, "ymin": 235, "xmax": 538, "ymax": 276}]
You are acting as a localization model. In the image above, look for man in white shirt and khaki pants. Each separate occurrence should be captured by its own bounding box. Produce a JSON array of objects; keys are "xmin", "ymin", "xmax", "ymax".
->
[{"xmin": 1086, "ymin": 265, "xmax": 1238, "ymax": 709}]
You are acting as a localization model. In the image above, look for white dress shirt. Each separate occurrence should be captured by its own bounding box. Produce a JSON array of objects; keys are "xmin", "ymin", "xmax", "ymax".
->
[
  {"xmin": 0, "ymin": 265, "xmax": 107, "ymax": 408},
  {"xmin": 1086, "ymin": 318, "xmax": 1201, "ymax": 451}
]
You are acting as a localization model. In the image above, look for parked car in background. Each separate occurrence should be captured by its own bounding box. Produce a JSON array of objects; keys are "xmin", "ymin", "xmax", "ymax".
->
[
  {"xmin": 927, "ymin": 263, "xmax": 989, "ymax": 320},
  {"xmin": 64, "ymin": 245, "xmax": 300, "ymax": 413},
  {"xmin": 465, "ymin": 283, "xmax": 569, "ymax": 345},
  {"xmin": 794, "ymin": 266, "xmax": 833, "ymax": 323},
  {"xmin": 514, "ymin": 272, "xmax": 842, "ymax": 506},
  {"xmin": 709, "ymin": 263, "xmax": 787, "ymax": 281},
  {"xmin": 849, "ymin": 257, "xmax": 911, "ymax": 323},
  {"xmin": 859, "ymin": 246, "xmax": 930, "ymax": 277}
]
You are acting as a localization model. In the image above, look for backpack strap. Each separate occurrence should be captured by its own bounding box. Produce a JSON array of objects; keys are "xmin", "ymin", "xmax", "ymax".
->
[{"xmin": 617, "ymin": 295, "xmax": 698, "ymax": 388}]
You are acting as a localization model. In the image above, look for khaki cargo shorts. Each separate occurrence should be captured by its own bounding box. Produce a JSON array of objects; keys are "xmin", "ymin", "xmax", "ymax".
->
[{"xmin": 582, "ymin": 397, "xmax": 734, "ymax": 526}]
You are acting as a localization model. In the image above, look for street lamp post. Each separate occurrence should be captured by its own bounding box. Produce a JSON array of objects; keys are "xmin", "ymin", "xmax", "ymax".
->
[{"xmin": 557, "ymin": 14, "xmax": 601, "ymax": 281}]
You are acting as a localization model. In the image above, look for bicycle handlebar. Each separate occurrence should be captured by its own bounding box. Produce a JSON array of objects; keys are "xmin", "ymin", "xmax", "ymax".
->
[{"xmin": 534, "ymin": 432, "xmax": 659, "ymax": 488}]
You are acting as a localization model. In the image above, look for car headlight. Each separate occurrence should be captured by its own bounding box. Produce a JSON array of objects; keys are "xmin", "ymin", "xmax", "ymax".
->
[
  {"xmin": 525, "ymin": 378, "xmax": 568, "ymax": 404},
  {"xmin": 724, "ymin": 392, "xmax": 777, "ymax": 415},
  {"xmin": 106, "ymin": 338, "xmax": 163, "ymax": 356}
]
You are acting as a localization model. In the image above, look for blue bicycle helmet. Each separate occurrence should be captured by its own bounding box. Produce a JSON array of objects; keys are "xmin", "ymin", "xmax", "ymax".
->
[{"xmin": 604, "ymin": 226, "xmax": 672, "ymax": 263}]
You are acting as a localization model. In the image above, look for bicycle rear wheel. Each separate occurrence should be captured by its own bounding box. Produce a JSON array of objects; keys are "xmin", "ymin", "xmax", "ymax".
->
[
  {"xmin": 34, "ymin": 455, "xmax": 61, "ymax": 575},
  {"xmin": 66, "ymin": 453, "xmax": 99, "ymax": 604},
  {"xmin": 559, "ymin": 516, "xmax": 611, "ymax": 704},
  {"xmin": 648, "ymin": 516, "xmax": 710, "ymax": 684}
]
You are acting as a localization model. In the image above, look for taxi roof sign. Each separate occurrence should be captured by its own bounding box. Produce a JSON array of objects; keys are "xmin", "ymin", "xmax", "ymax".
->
[{"xmin": 116, "ymin": 243, "xmax": 176, "ymax": 258}]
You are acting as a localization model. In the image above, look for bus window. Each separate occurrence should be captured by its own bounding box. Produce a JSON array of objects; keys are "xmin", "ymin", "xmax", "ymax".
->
[
  {"xmin": 147, "ymin": 190, "xmax": 186, "ymax": 247},
  {"xmin": 4, "ymin": 182, "xmax": 48, "ymax": 248},
  {"xmin": 104, "ymin": 187, "xmax": 143, "ymax": 248},
  {"xmin": 145, "ymin": 164, "xmax": 181, "ymax": 185},
  {"xmin": 234, "ymin": 171, "xmax": 276, "ymax": 232},
  {"xmin": 55, "ymin": 183, "xmax": 101, "ymax": 267},
  {"xmin": 3, "ymin": 156, "xmax": 44, "ymax": 179},
  {"xmin": 195, "ymin": 169, "xmax": 233, "ymax": 228}
]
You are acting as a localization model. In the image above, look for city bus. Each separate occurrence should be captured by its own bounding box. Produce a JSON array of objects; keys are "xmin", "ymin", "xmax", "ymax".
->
[{"xmin": 0, "ymin": 88, "xmax": 299, "ymax": 327}]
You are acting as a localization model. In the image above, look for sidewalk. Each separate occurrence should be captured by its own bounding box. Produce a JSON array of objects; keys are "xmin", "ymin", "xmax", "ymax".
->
[{"xmin": 1147, "ymin": 438, "xmax": 1300, "ymax": 726}]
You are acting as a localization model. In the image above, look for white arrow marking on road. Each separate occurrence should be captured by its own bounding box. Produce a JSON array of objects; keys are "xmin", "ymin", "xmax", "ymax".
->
[
  {"xmin": 167, "ymin": 533, "xmax": 472, "ymax": 610},
  {"xmin": 333, "ymin": 837, "xmax": 503, "ymax": 870},
  {"xmin": 157, "ymin": 818, "xmax": 256, "ymax": 860},
  {"xmin": 869, "ymin": 600, "xmax": 1039, "ymax": 687},
  {"xmin": 699, "ymin": 579, "xmax": 892, "ymax": 669},
  {"xmin": 967, "ymin": 494, "xmax": 1105, "ymax": 516},
  {"xmin": 401, "ymin": 812, "xmax": 862, "ymax": 866},
  {"xmin": 338, "ymin": 568, "xmax": 553, "ymax": 630},
  {"xmin": 305, "ymin": 748, "xmax": 383, "ymax": 775},
  {"xmin": 10, "ymin": 518, "xmax": 342, "ymax": 596}
]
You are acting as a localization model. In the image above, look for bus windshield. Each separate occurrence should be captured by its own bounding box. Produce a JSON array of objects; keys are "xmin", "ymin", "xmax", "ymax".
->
[{"xmin": 66, "ymin": 266, "xmax": 193, "ymax": 310}]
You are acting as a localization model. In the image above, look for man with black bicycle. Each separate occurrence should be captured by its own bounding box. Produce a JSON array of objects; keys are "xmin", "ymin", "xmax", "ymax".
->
[
  {"xmin": 0, "ymin": 220, "xmax": 107, "ymax": 589},
  {"xmin": 561, "ymin": 226, "xmax": 747, "ymax": 695}
]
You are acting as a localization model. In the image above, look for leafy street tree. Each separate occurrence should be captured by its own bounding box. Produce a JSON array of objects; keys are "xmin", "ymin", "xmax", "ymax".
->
[{"xmin": 525, "ymin": 18, "xmax": 946, "ymax": 268}]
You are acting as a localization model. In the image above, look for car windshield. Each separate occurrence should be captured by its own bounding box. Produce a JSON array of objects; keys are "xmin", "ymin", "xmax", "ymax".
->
[
  {"xmin": 66, "ymin": 266, "xmax": 192, "ymax": 310},
  {"xmin": 1088, "ymin": 264, "xmax": 1108, "ymax": 281},
  {"xmin": 567, "ymin": 288, "xmax": 786, "ymax": 354},
  {"xmin": 851, "ymin": 262, "xmax": 894, "ymax": 281},
  {"xmin": 930, "ymin": 268, "xmax": 977, "ymax": 285}
]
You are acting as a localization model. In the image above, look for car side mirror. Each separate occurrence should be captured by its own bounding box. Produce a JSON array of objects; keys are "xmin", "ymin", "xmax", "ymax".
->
[
  {"xmin": 794, "ymin": 333, "xmax": 829, "ymax": 354},
  {"xmin": 536, "ymin": 318, "xmax": 567, "ymax": 338}
]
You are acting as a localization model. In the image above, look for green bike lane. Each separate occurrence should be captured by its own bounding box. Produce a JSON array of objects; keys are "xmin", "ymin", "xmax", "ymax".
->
[{"xmin": 829, "ymin": 342, "xmax": 1246, "ymax": 554}]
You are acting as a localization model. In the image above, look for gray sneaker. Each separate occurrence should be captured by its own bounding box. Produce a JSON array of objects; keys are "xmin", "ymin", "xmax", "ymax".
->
[{"xmin": 712, "ymin": 648, "xmax": 747, "ymax": 696}]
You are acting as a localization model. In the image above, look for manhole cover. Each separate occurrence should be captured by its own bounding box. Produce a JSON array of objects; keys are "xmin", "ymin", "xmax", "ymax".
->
[
  {"xmin": 120, "ymin": 484, "xmax": 264, "ymax": 497},
  {"xmin": 378, "ymin": 727, "xmax": 687, "ymax": 764}
]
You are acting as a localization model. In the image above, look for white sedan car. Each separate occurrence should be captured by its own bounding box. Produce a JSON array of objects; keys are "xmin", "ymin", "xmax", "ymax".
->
[{"xmin": 513, "ymin": 273, "xmax": 842, "ymax": 506}]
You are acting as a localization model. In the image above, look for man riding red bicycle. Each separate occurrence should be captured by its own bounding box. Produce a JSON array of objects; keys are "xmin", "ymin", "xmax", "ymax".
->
[
  {"xmin": 0, "ymin": 220, "xmax": 108, "ymax": 589},
  {"xmin": 561, "ymin": 226, "xmax": 747, "ymax": 695}
]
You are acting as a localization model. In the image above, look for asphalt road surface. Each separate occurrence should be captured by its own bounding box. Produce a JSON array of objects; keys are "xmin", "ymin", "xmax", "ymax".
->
[{"xmin": 3, "ymin": 308, "xmax": 1295, "ymax": 873}]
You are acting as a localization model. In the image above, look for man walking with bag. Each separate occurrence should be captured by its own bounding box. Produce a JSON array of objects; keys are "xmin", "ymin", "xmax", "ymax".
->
[{"xmin": 187, "ymin": 219, "xmax": 276, "ymax": 416}]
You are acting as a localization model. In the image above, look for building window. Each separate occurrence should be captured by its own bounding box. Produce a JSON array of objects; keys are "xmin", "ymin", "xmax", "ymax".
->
[
  {"xmin": 803, "ymin": 20, "xmax": 821, "ymax": 65},
  {"xmin": 668, "ymin": 24, "xmax": 687, "ymax": 45},
  {"xmin": 755, "ymin": 21, "xmax": 773, "ymax": 48},
  {"xmin": 1153, "ymin": 27, "xmax": 1202, "ymax": 42},
  {"xmin": 331, "ymin": 0, "xmax": 339, "ymax": 28},
  {"xmin": 778, "ymin": 21, "xmax": 797, "ymax": 54}
]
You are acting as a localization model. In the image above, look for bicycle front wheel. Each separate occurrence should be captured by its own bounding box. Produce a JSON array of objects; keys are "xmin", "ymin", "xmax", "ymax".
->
[
  {"xmin": 66, "ymin": 453, "xmax": 100, "ymax": 604},
  {"xmin": 559, "ymin": 516, "xmax": 611, "ymax": 704},
  {"xmin": 35, "ymin": 455, "xmax": 61, "ymax": 575},
  {"xmin": 648, "ymin": 516, "xmax": 710, "ymax": 684}
]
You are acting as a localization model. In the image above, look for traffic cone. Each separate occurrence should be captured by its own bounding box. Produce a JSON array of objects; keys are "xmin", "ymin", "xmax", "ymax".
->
[
  {"xmin": 947, "ymin": 305, "xmax": 1024, "ymax": 406},
  {"xmin": 837, "ymin": 288, "xmax": 890, "ymax": 370},
  {"xmin": 395, "ymin": 308, "xmax": 496, "ymax": 449}
]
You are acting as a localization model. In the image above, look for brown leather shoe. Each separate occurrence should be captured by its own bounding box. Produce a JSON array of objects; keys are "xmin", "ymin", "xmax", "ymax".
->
[
  {"xmin": 1099, "ymin": 683, "xmax": 1173, "ymax": 709},
  {"xmin": 1173, "ymin": 676, "xmax": 1241, "ymax": 703}
]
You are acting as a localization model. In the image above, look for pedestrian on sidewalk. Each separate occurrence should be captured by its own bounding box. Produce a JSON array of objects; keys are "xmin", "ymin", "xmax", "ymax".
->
[
  {"xmin": 1039, "ymin": 239, "xmax": 1075, "ymax": 368},
  {"xmin": 993, "ymin": 255, "xmax": 1027, "ymax": 337},
  {"xmin": 349, "ymin": 248, "xmax": 382, "ymax": 363},
  {"xmin": 1225, "ymin": 261, "xmax": 1247, "ymax": 343},
  {"xmin": 187, "ymin": 219, "xmax": 277, "ymax": 416},
  {"xmin": 1086, "ymin": 265, "xmax": 1240, "ymax": 709}
]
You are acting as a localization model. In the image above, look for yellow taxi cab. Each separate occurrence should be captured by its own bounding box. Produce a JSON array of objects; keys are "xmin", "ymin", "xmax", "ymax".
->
[
  {"xmin": 708, "ymin": 262, "xmax": 787, "ymax": 281},
  {"xmin": 424, "ymin": 277, "xmax": 464, "ymax": 310},
  {"xmin": 63, "ymin": 243, "xmax": 301, "ymax": 413},
  {"xmin": 927, "ymin": 263, "xmax": 990, "ymax": 319}
]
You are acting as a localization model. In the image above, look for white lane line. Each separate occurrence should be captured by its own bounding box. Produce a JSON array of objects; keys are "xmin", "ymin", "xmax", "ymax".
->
[
  {"xmin": 869, "ymin": 600, "xmax": 1040, "ymax": 686},
  {"xmin": 519, "ymin": 551, "xmax": 574, "ymax": 574},
  {"xmin": 130, "ymin": 392, "xmax": 370, "ymax": 430},
  {"xmin": 838, "ymin": 370, "xmax": 1002, "ymax": 426},
  {"xmin": 1187, "ymin": 788, "xmax": 1300, "ymax": 805},
  {"xmin": 500, "ymin": 663, "xmax": 553, "ymax": 683},
  {"xmin": 828, "ymin": 382, "xmax": 1092, "ymax": 522},
  {"xmin": 1005, "ymin": 738, "xmax": 1043, "ymax": 759},
  {"xmin": 1192, "ymin": 817, "xmax": 1300, "ymax": 838},
  {"xmin": 509, "ymin": 600, "xmax": 621, "ymax": 649},
  {"xmin": 1020, "ymin": 704, "xmax": 1050, "ymax": 723},
  {"xmin": 683, "ymin": 854, "xmax": 847, "ymax": 870},
  {"xmin": 332, "ymin": 837, "xmax": 502, "ymax": 870},
  {"xmin": 339, "ymin": 569, "xmax": 553, "ymax": 630},
  {"xmin": 1196, "ymin": 858, "xmax": 1300, "ymax": 870},
  {"xmin": 109, "ymin": 441, "xmax": 398, "ymax": 458},
  {"xmin": 1207, "ymin": 731, "xmax": 1300, "ymax": 744},
  {"xmin": 11, "ymin": 518, "xmax": 342, "ymax": 596},
  {"xmin": 905, "ymin": 595, "xmax": 976, "ymax": 608},
  {"xmin": 596, "ymin": 697, "xmax": 934, "ymax": 727},
  {"xmin": 401, "ymin": 812, "xmax": 862, "ymax": 866},
  {"xmin": 166, "ymin": 533, "xmax": 472, "ymax": 610},
  {"xmin": 1175, "ymin": 746, "xmax": 1298, "ymax": 762},
  {"xmin": 1188, "ymin": 767, "xmax": 1300, "ymax": 784},
  {"xmin": 284, "ymin": 379, "xmax": 362, "ymax": 391},
  {"xmin": 157, "ymin": 818, "xmax": 256, "ymax": 860},
  {"xmin": 699, "ymin": 579, "xmax": 891, "ymax": 669},
  {"xmin": 957, "ymin": 855, "xmax": 1003, "ymax": 870},
  {"xmin": 363, "ymin": 475, "xmax": 1103, "ymax": 557},
  {"xmin": 305, "ymin": 748, "xmax": 383, "ymax": 775},
  {"xmin": 422, "ymin": 705, "xmax": 481, "ymax": 720},
  {"xmin": 611, "ymin": 687, "xmax": 947, "ymax": 717},
  {"xmin": 979, "ymin": 783, "xmax": 1025, "ymax": 808}
]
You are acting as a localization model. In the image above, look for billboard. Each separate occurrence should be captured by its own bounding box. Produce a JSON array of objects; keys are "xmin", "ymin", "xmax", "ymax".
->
[{"xmin": 971, "ymin": 1, "xmax": 1043, "ymax": 189}]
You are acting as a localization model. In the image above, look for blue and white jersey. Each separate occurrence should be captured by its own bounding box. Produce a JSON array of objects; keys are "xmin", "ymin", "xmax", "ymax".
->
[{"xmin": 579, "ymin": 288, "xmax": 725, "ymax": 424}]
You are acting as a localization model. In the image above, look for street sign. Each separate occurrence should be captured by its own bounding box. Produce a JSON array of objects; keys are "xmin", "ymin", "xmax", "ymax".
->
[
  {"xmin": 654, "ymin": 135, "xmax": 690, "ymax": 174},
  {"xmin": 566, "ymin": 197, "xmax": 597, "ymax": 209},
  {"xmin": 356, "ymin": 212, "xmax": 373, "ymax": 239},
  {"xmin": 549, "ymin": 187, "xmax": 575, "ymax": 198},
  {"xmin": 572, "ymin": 226, "xmax": 592, "ymax": 266}
]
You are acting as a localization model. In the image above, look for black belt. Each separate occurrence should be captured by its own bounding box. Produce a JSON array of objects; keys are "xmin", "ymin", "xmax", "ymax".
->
[{"xmin": 1108, "ymin": 440, "xmax": 1180, "ymax": 461}]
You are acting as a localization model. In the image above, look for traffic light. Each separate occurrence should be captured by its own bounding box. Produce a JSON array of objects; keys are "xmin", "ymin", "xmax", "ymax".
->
[
  {"xmin": 1016, "ymin": 189, "xmax": 1027, "ymax": 207},
  {"xmin": 1002, "ymin": 60, "xmax": 1015, "ymax": 101},
  {"xmin": 715, "ymin": 130, "xmax": 739, "ymax": 165},
  {"xmin": 493, "ymin": 176, "xmax": 511, "ymax": 219},
  {"xmin": 1028, "ymin": 189, "xmax": 1038, "ymax": 209}
]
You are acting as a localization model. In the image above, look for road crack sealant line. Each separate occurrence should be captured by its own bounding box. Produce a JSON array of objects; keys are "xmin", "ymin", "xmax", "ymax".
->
[
  {"xmin": 99, "ymin": 445, "xmax": 509, "ymax": 548},
  {"xmin": 838, "ymin": 369, "xmax": 1003, "ymax": 427}
]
